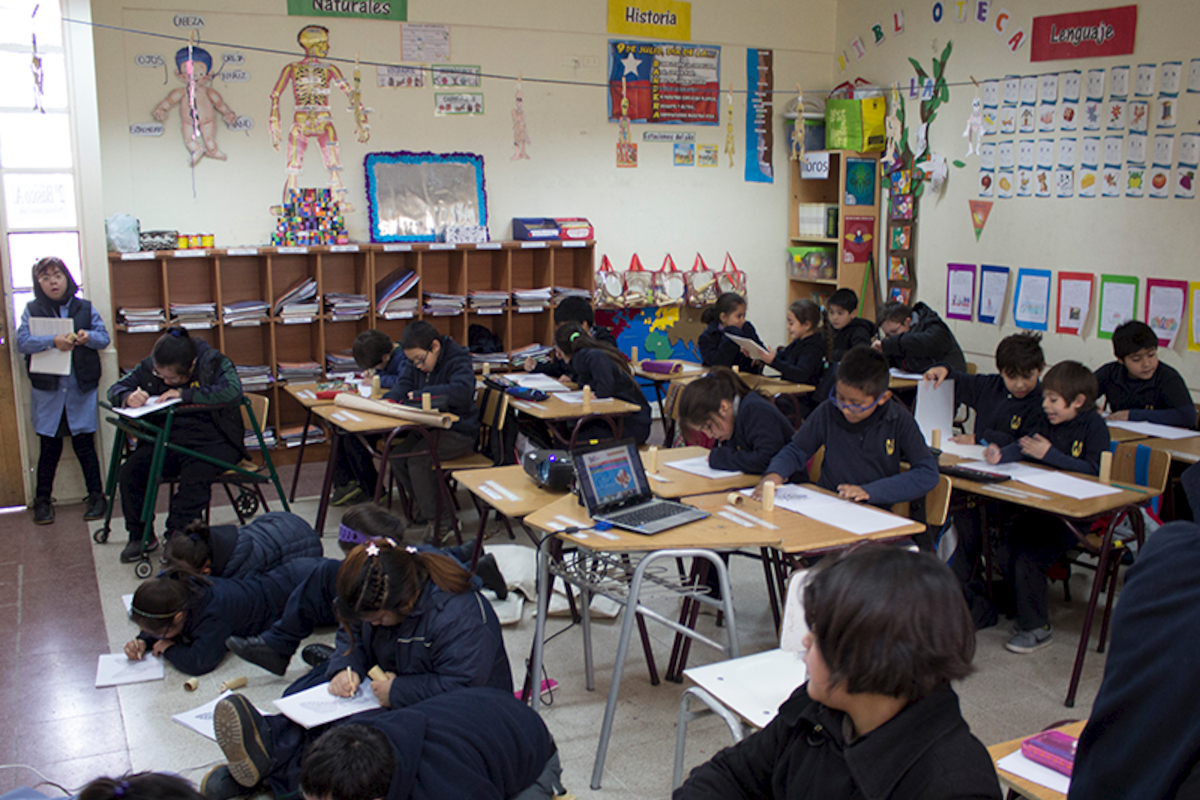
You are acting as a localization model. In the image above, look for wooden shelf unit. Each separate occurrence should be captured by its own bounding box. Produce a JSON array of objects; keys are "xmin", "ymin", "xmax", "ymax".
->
[
  {"xmin": 788, "ymin": 150, "xmax": 881, "ymax": 321},
  {"xmin": 108, "ymin": 241, "xmax": 595, "ymax": 454}
]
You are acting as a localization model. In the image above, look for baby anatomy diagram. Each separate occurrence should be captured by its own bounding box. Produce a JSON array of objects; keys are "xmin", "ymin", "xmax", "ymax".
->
[{"xmin": 152, "ymin": 46, "xmax": 238, "ymax": 165}]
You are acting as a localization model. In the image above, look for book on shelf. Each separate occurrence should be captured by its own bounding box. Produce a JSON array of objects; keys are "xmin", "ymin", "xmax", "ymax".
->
[
  {"xmin": 276, "ymin": 360, "xmax": 322, "ymax": 381},
  {"xmin": 375, "ymin": 267, "xmax": 419, "ymax": 314},
  {"xmin": 468, "ymin": 290, "xmax": 509, "ymax": 311},
  {"xmin": 223, "ymin": 300, "xmax": 270, "ymax": 325},
  {"xmin": 513, "ymin": 287, "xmax": 552, "ymax": 312},
  {"xmin": 119, "ymin": 307, "xmax": 165, "ymax": 332},
  {"xmin": 245, "ymin": 427, "xmax": 277, "ymax": 450},
  {"xmin": 424, "ymin": 292, "xmax": 465, "ymax": 316},
  {"xmin": 553, "ymin": 286, "xmax": 591, "ymax": 302},
  {"xmin": 235, "ymin": 365, "xmax": 273, "ymax": 391},
  {"xmin": 325, "ymin": 293, "xmax": 369, "ymax": 320},
  {"xmin": 381, "ymin": 297, "xmax": 419, "ymax": 319},
  {"xmin": 279, "ymin": 423, "xmax": 326, "ymax": 446},
  {"xmin": 273, "ymin": 277, "xmax": 319, "ymax": 316}
]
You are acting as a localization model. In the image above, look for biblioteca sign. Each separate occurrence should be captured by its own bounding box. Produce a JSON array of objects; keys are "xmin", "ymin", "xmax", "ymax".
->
[{"xmin": 1030, "ymin": 4, "xmax": 1137, "ymax": 62}]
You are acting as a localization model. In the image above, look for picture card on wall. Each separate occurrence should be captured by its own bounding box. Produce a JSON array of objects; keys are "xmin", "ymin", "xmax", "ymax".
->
[
  {"xmin": 997, "ymin": 170, "xmax": 1015, "ymax": 198},
  {"xmin": 1086, "ymin": 69, "xmax": 1106, "ymax": 100},
  {"xmin": 1060, "ymin": 101, "xmax": 1078, "ymax": 131},
  {"xmin": 1189, "ymin": 282, "xmax": 1200, "ymax": 352},
  {"xmin": 1109, "ymin": 66, "xmax": 1130, "ymax": 97},
  {"xmin": 1101, "ymin": 166, "xmax": 1121, "ymax": 196},
  {"xmin": 1004, "ymin": 75, "xmax": 1020, "ymax": 105},
  {"xmin": 1056, "ymin": 272, "xmax": 1094, "ymax": 336},
  {"xmin": 1021, "ymin": 75, "xmax": 1038, "ymax": 105},
  {"xmin": 1148, "ymin": 166, "xmax": 1170, "ymax": 198},
  {"xmin": 999, "ymin": 106, "xmax": 1017, "ymax": 134},
  {"xmin": 1079, "ymin": 168, "xmax": 1098, "ymax": 197},
  {"xmin": 1019, "ymin": 105, "xmax": 1036, "ymax": 133},
  {"xmin": 1013, "ymin": 268, "xmax": 1051, "ymax": 331},
  {"xmin": 1128, "ymin": 100, "xmax": 1149, "ymax": 133},
  {"xmin": 1160, "ymin": 62, "xmax": 1182, "ymax": 95},
  {"xmin": 1190, "ymin": 60, "xmax": 1200, "ymax": 93},
  {"xmin": 946, "ymin": 264, "xmax": 976, "ymax": 321},
  {"xmin": 889, "ymin": 224, "xmax": 911, "ymax": 251},
  {"xmin": 978, "ymin": 264, "xmax": 1010, "ymax": 325},
  {"xmin": 1157, "ymin": 96, "xmax": 1177, "ymax": 128},
  {"xmin": 844, "ymin": 158, "xmax": 877, "ymax": 206},
  {"xmin": 1145, "ymin": 278, "xmax": 1187, "ymax": 348},
  {"xmin": 1083, "ymin": 100, "xmax": 1101, "ymax": 130},
  {"xmin": 1135, "ymin": 63, "xmax": 1156, "ymax": 97},
  {"xmin": 1098, "ymin": 274, "xmax": 1139, "ymax": 339},
  {"xmin": 1175, "ymin": 165, "xmax": 1196, "ymax": 199},
  {"xmin": 843, "ymin": 217, "xmax": 876, "ymax": 262},
  {"xmin": 1106, "ymin": 100, "xmax": 1127, "ymax": 130},
  {"xmin": 1126, "ymin": 165, "xmax": 1145, "ymax": 197},
  {"xmin": 1062, "ymin": 71, "xmax": 1081, "ymax": 102}
]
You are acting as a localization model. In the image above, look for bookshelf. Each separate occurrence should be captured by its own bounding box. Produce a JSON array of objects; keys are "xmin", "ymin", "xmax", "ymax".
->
[{"xmin": 108, "ymin": 241, "xmax": 595, "ymax": 461}]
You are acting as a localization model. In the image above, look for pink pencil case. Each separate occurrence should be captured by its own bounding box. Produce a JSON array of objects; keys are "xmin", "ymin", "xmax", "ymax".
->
[
  {"xmin": 1020, "ymin": 730, "xmax": 1077, "ymax": 777},
  {"xmin": 640, "ymin": 360, "xmax": 684, "ymax": 375}
]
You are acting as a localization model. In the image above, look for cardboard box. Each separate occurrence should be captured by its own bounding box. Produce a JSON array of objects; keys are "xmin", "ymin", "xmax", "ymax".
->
[
  {"xmin": 513, "ymin": 217, "xmax": 594, "ymax": 241},
  {"xmin": 554, "ymin": 218, "xmax": 594, "ymax": 240}
]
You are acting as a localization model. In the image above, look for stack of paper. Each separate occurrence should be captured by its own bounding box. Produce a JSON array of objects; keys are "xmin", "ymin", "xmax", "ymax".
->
[
  {"xmin": 554, "ymin": 286, "xmax": 591, "ymax": 302},
  {"xmin": 325, "ymin": 293, "xmax": 369, "ymax": 321},
  {"xmin": 381, "ymin": 297, "xmax": 419, "ymax": 319},
  {"xmin": 279, "ymin": 423, "xmax": 325, "ymax": 447},
  {"xmin": 245, "ymin": 426, "xmax": 276, "ymax": 449},
  {"xmin": 509, "ymin": 343, "xmax": 554, "ymax": 368},
  {"xmin": 472, "ymin": 352, "xmax": 511, "ymax": 370},
  {"xmin": 424, "ymin": 292, "xmax": 465, "ymax": 316},
  {"xmin": 119, "ymin": 307, "xmax": 165, "ymax": 333},
  {"xmin": 469, "ymin": 290, "xmax": 509, "ymax": 314},
  {"xmin": 744, "ymin": 485, "xmax": 908, "ymax": 536},
  {"xmin": 375, "ymin": 267, "xmax": 419, "ymax": 315},
  {"xmin": 273, "ymin": 277, "xmax": 319, "ymax": 318},
  {"xmin": 277, "ymin": 360, "xmax": 322, "ymax": 382},
  {"xmin": 235, "ymin": 364, "xmax": 273, "ymax": 391},
  {"xmin": 513, "ymin": 287, "xmax": 552, "ymax": 312},
  {"xmin": 1107, "ymin": 420, "xmax": 1199, "ymax": 440},
  {"xmin": 170, "ymin": 302, "xmax": 217, "ymax": 330},
  {"xmin": 510, "ymin": 373, "xmax": 570, "ymax": 393},
  {"xmin": 223, "ymin": 300, "xmax": 270, "ymax": 326},
  {"xmin": 95, "ymin": 653, "xmax": 165, "ymax": 687},
  {"xmin": 326, "ymin": 350, "xmax": 357, "ymax": 377},
  {"xmin": 273, "ymin": 680, "xmax": 382, "ymax": 728}
]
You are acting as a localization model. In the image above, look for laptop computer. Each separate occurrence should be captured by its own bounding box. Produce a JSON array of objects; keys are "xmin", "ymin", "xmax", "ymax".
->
[{"xmin": 573, "ymin": 439, "xmax": 709, "ymax": 534}]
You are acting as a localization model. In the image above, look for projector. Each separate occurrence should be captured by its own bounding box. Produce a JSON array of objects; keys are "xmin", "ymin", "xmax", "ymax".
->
[{"xmin": 523, "ymin": 449, "xmax": 575, "ymax": 492}]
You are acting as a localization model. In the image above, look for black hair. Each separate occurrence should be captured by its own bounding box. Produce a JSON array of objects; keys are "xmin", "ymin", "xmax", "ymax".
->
[
  {"xmin": 1112, "ymin": 320, "xmax": 1159, "ymax": 360},
  {"xmin": 151, "ymin": 327, "xmax": 198, "ymax": 372},
  {"xmin": 80, "ymin": 772, "xmax": 204, "ymax": 800},
  {"xmin": 162, "ymin": 520, "xmax": 214, "ymax": 572},
  {"xmin": 676, "ymin": 366, "xmax": 759, "ymax": 431},
  {"xmin": 553, "ymin": 295, "xmax": 596, "ymax": 327},
  {"xmin": 352, "ymin": 329, "xmax": 395, "ymax": 370},
  {"xmin": 826, "ymin": 288, "xmax": 859, "ymax": 314},
  {"xmin": 399, "ymin": 320, "xmax": 439, "ymax": 350},
  {"xmin": 174, "ymin": 45, "xmax": 213, "ymax": 72},
  {"xmin": 1043, "ymin": 360, "xmax": 1098, "ymax": 409},
  {"xmin": 700, "ymin": 292, "xmax": 747, "ymax": 326},
  {"xmin": 31, "ymin": 256, "xmax": 78, "ymax": 306},
  {"xmin": 338, "ymin": 502, "xmax": 407, "ymax": 554},
  {"xmin": 299, "ymin": 724, "xmax": 394, "ymax": 800},
  {"xmin": 789, "ymin": 299, "xmax": 831, "ymax": 358},
  {"xmin": 554, "ymin": 321, "xmax": 631, "ymax": 376},
  {"xmin": 995, "ymin": 331, "xmax": 1045, "ymax": 376},
  {"xmin": 129, "ymin": 569, "xmax": 209, "ymax": 636},
  {"xmin": 877, "ymin": 300, "xmax": 912, "ymax": 325},
  {"xmin": 835, "ymin": 345, "xmax": 889, "ymax": 398},
  {"xmin": 803, "ymin": 545, "xmax": 975, "ymax": 702}
]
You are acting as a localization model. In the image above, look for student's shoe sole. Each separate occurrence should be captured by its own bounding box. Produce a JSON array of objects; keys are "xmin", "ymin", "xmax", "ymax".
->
[
  {"xmin": 330, "ymin": 486, "xmax": 364, "ymax": 506},
  {"xmin": 213, "ymin": 696, "xmax": 271, "ymax": 788}
]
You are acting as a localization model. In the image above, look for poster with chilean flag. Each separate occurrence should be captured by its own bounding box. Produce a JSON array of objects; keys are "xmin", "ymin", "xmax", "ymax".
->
[{"xmin": 608, "ymin": 40, "xmax": 721, "ymax": 125}]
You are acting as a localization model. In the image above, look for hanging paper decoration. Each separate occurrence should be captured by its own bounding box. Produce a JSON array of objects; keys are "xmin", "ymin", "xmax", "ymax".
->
[
  {"xmin": 968, "ymin": 199, "xmax": 993, "ymax": 240},
  {"xmin": 511, "ymin": 75, "xmax": 531, "ymax": 161},
  {"xmin": 790, "ymin": 83, "xmax": 804, "ymax": 162},
  {"xmin": 269, "ymin": 25, "xmax": 371, "ymax": 210},
  {"xmin": 963, "ymin": 95, "xmax": 983, "ymax": 156},
  {"xmin": 151, "ymin": 42, "xmax": 239, "ymax": 167},
  {"xmin": 616, "ymin": 76, "xmax": 636, "ymax": 168},
  {"xmin": 883, "ymin": 84, "xmax": 903, "ymax": 171},
  {"xmin": 30, "ymin": 29, "xmax": 45, "ymax": 113},
  {"xmin": 724, "ymin": 84, "xmax": 736, "ymax": 167}
]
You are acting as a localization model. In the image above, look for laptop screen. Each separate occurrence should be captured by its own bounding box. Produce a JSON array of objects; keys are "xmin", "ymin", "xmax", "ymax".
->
[{"xmin": 575, "ymin": 440, "xmax": 649, "ymax": 511}]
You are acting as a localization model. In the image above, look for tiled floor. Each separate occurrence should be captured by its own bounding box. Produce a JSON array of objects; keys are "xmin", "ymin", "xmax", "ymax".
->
[{"xmin": 1, "ymin": 461, "xmax": 1116, "ymax": 799}]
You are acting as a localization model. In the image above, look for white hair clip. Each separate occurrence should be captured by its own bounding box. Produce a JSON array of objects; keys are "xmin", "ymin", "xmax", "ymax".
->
[
  {"xmin": 365, "ymin": 542, "xmax": 380, "ymax": 557},
  {"xmin": 385, "ymin": 537, "xmax": 397, "ymax": 547},
  {"xmin": 406, "ymin": 546, "xmax": 417, "ymax": 554}
]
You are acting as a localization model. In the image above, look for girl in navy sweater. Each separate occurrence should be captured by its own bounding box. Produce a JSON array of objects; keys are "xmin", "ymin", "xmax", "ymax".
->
[
  {"xmin": 554, "ymin": 322, "xmax": 652, "ymax": 444},
  {"xmin": 698, "ymin": 292, "xmax": 765, "ymax": 374},
  {"xmin": 760, "ymin": 299, "xmax": 828, "ymax": 387}
]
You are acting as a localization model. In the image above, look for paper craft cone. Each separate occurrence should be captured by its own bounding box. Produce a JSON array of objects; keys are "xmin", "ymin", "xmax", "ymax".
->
[{"xmin": 969, "ymin": 200, "xmax": 993, "ymax": 241}]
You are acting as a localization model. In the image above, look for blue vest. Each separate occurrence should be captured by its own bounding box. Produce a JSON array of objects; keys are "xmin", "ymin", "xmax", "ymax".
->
[{"xmin": 25, "ymin": 297, "xmax": 101, "ymax": 392}]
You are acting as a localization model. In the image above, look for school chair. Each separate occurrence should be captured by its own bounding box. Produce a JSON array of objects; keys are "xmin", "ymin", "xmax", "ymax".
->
[
  {"xmin": 210, "ymin": 393, "xmax": 286, "ymax": 523},
  {"xmin": 672, "ymin": 570, "xmax": 811, "ymax": 789}
]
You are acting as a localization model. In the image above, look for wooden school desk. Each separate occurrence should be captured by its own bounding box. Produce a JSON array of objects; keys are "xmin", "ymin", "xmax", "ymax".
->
[
  {"xmin": 1106, "ymin": 424, "xmax": 1149, "ymax": 443},
  {"xmin": 523, "ymin": 493, "xmax": 782, "ymax": 790},
  {"xmin": 633, "ymin": 359, "xmax": 706, "ymax": 420},
  {"xmin": 282, "ymin": 382, "xmax": 337, "ymax": 502},
  {"xmin": 647, "ymin": 446, "xmax": 761, "ymax": 498},
  {"xmin": 454, "ymin": 464, "xmax": 569, "ymax": 567},
  {"xmin": 989, "ymin": 719, "xmax": 1086, "ymax": 800},
  {"xmin": 1141, "ymin": 433, "xmax": 1200, "ymax": 465},
  {"xmin": 508, "ymin": 394, "xmax": 642, "ymax": 448}
]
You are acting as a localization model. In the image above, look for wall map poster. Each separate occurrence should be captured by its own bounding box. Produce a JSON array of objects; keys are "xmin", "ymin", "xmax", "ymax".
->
[{"xmin": 608, "ymin": 40, "xmax": 720, "ymax": 124}]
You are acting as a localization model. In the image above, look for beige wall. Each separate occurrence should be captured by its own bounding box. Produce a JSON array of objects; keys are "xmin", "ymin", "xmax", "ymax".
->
[{"xmin": 835, "ymin": 0, "xmax": 1199, "ymax": 397}]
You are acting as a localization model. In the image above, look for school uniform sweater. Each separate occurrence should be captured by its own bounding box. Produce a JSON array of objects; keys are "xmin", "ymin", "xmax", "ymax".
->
[
  {"xmin": 829, "ymin": 317, "xmax": 876, "ymax": 362},
  {"xmin": 765, "ymin": 399, "xmax": 938, "ymax": 508},
  {"xmin": 879, "ymin": 302, "xmax": 967, "ymax": 374},
  {"xmin": 944, "ymin": 369, "xmax": 1044, "ymax": 447},
  {"xmin": 997, "ymin": 408, "xmax": 1109, "ymax": 475},
  {"xmin": 137, "ymin": 557, "xmax": 326, "ymax": 675},
  {"xmin": 377, "ymin": 347, "xmax": 408, "ymax": 389},
  {"xmin": 385, "ymin": 335, "xmax": 480, "ymax": 439},
  {"xmin": 771, "ymin": 333, "xmax": 826, "ymax": 386},
  {"xmin": 534, "ymin": 325, "xmax": 618, "ymax": 380},
  {"xmin": 1094, "ymin": 361, "xmax": 1196, "ymax": 429},
  {"xmin": 698, "ymin": 321, "xmax": 765, "ymax": 373},
  {"xmin": 674, "ymin": 683, "xmax": 1000, "ymax": 800},
  {"xmin": 206, "ymin": 512, "xmax": 323, "ymax": 579},
  {"xmin": 709, "ymin": 392, "xmax": 798, "ymax": 476},
  {"xmin": 570, "ymin": 347, "xmax": 652, "ymax": 445}
]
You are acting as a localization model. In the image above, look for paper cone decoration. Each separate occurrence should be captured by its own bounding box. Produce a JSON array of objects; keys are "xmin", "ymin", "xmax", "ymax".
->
[{"xmin": 969, "ymin": 200, "xmax": 993, "ymax": 241}]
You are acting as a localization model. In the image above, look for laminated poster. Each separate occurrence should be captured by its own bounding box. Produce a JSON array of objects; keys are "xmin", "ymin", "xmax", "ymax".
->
[
  {"xmin": 843, "ymin": 217, "xmax": 876, "ymax": 263},
  {"xmin": 1189, "ymin": 282, "xmax": 1200, "ymax": 352},
  {"xmin": 1098, "ymin": 274, "xmax": 1139, "ymax": 339},
  {"xmin": 1013, "ymin": 267, "xmax": 1051, "ymax": 331},
  {"xmin": 946, "ymin": 264, "xmax": 975, "ymax": 321},
  {"xmin": 607, "ymin": 40, "xmax": 721, "ymax": 125},
  {"xmin": 978, "ymin": 265, "xmax": 1009, "ymax": 325},
  {"xmin": 1056, "ymin": 272, "xmax": 1094, "ymax": 336},
  {"xmin": 1145, "ymin": 278, "xmax": 1188, "ymax": 348}
]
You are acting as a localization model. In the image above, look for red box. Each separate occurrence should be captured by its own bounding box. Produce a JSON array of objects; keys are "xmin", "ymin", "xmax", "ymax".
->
[{"xmin": 554, "ymin": 218, "xmax": 593, "ymax": 240}]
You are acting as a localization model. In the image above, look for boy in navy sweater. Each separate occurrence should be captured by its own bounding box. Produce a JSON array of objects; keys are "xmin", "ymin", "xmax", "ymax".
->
[
  {"xmin": 984, "ymin": 361, "xmax": 1111, "ymax": 653},
  {"xmin": 352, "ymin": 329, "xmax": 406, "ymax": 389},
  {"xmin": 924, "ymin": 331, "xmax": 1045, "ymax": 447},
  {"xmin": 524, "ymin": 296, "xmax": 618, "ymax": 380},
  {"xmin": 1094, "ymin": 320, "xmax": 1196, "ymax": 429},
  {"xmin": 757, "ymin": 346, "xmax": 938, "ymax": 508},
  {"xmin": 874, "ymin": 300, "xmax": 967, "ymax": 374}
]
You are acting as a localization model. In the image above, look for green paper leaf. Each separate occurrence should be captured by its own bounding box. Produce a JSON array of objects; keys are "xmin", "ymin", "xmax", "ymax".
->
[
  {"xmin": 952, "ymin": 160, "xmax": 967, "ymax": 169},
  {"xmin": 908, "ymin": 57, "xmax": 929, "ymax": 81},
  {"xmin": 941, "ymin": 40, "xmax": 954, "ymax": 65}
]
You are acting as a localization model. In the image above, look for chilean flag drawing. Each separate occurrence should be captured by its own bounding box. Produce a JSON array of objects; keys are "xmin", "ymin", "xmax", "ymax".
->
[{"xmin": 608, "ymin": 39, "xmax": 721, "ymax": 125}]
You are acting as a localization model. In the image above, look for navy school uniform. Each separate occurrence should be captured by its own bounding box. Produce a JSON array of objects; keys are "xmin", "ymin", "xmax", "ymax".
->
[
  {"xmin": 1094, "ymin": 360, "xmax": 1196, "ymax": 429},
  {"xmin": 996, "ymin": 408, "xmax": 1109, "ymax": 475},
  {"xmin": 386, "ymin": 334, "xmax": 480, "ymax": 440},
  {"xmin": 879, "ymin": 302, "xmax": 967, "ymax": 374},
  {"xmin": 946, "ymin": 369, "xmax": 1044, "ymax": 447},
  {"xmin": 764, "ymin": 399, "xmax": 938, "ymax": 508},
  {"xmin": 534, "ymin": 324, "xmax": 618, "ymax": 380},
  {"xmin": 137, "ymin": 557, "xmax": 325, "ymax": 675},
  {"xmin": 829, "ymin": 317, "xmax": 876, "ymax": 363},
  {"xmin": 376, "ymin": 346, "xmax": 407, "ymax": 390},
  {"xmin": 699, "ymin": 321, "xmax": 765, "ymax": 374},
  {"xmin": 771, "ymin": 332, "xmax": 826, "ymax": 387},
  {"xmin": 205, "ymin": 511, "xmax": 322, "ymax": 579},
  {"xmin": 709, "ymin": 392, "xmax": 801, "ymax": 478},
  {"xmin": 570, "ymin": 347, "xmax": 652, "ymax": 445}
]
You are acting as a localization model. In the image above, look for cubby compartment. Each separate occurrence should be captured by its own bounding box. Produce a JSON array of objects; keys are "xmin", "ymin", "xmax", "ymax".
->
[
  {"xmin": 555, "ymin": 243, "xmax": 595, "ymax": 290},
  {"xmin": 511, "ymin": 247, "xmax": 553, "ymax": 291}
]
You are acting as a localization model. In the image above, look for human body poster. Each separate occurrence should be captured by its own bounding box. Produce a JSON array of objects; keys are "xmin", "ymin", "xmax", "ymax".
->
[{"xmin": 608, "ymin": 40, "xmax": 720, "ymax": 124}]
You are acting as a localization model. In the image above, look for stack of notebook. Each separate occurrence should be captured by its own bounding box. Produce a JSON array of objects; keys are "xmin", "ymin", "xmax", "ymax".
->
[
  {"xmin": 375, "ymin": 268, "xmax": 419, "ymax": 316},
  {"xmin": 235, "ymin": 364, "xmax": 273, "ymax": 391},
  {"xmin": 223, "ymin": 300, "xmax": 270, "ymax": 326},
  {"xmin": 119, "ymin": 307, "xmax": 165, "ymax": 333},
  {"xmin": 169, "ymin": 302, "xmax": 216, "ymax": 329},
  {"xmin": 325, "ymin": 293, "xmax": 369, "ymax": 321},
  {"xmin": 513, "ymin": 287, "xmax": 552, "ymax": 313},
  {"xmin": 274, "ymin": 277, "xmax": 319, "ymax": 321},
  {"xmin": 468, "ymin": 290, "xmax": 509, "ymax": 315},
  {"xmin": 276, "ymin": 360, "xmax": 322, "ymax": 382},
  {"xmin": 424, "ymin": 292, "xmax": 466, "ymax": 316}
]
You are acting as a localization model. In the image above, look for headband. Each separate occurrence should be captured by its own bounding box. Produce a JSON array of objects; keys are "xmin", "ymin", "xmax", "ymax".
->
[
  {"xmin": 338, "ymin": 522, "xmax": 370, "ymax": 546},
  {"xmin": 130, "ymin": 604, "xmax": 176, "ymax": 620}
]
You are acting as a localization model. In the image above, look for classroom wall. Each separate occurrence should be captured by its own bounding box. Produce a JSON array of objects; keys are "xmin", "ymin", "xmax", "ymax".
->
[
  {"xmin": 91, "ymin": 0, "xmax": 840, "ymax": 350},
  {"xmin": 834, "ymin": 0, "xmax": 1200, "ymax": 397}
]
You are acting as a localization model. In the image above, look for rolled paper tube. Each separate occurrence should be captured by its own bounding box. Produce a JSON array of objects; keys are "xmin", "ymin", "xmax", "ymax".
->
[
  {"xmin": 931, "ymin": 429, "xmax": 942, "ymax": 449},
  {"xmin": 422, "ymin": 392, "xmax": 432, "ymax": 411},
  {"xmin": 367, "ymin": 666, "xmax": 387, "ymax": 682},
  {"xmin": 631, "ymin": 346, "xmax": 639, "ymax": 362},
  {"xmin": 762, "ymin": 481, "xmax": 776, "ymax": 512},
  {"xmin": 647, "ymin": 446, "xmax": 658, "ymax": 472},
  {"xmin": 640, "ymin": 360, "xmax": 683, "ymax": 375},
  {"xmin": 582, "ymin": 385, "xmax": 593, "ymax": 413},
  {"xmin": 726, "ymin": 492, "xmax": 745, "ymax": 507},
  {"xmin": 482, "ymin": 362, "xmax": 491, "ymax": 375},
  {"xmin": 184, "ymin": 677, "xmax": 200, "ymax": 692},
  {"xmin": 370, "ymin": 375, "xmax": 382, "ymax": 399},
  {"xmin": 220, "ymin": 676, "xmax": 248, "ymax": 691},
  {"xmin": 732, "ymin": 365, "xmax": 740, "ymax": 374},
  {"xmin": 1099, "ymin": 451, "xmax": 1113, "ymax": 485}
]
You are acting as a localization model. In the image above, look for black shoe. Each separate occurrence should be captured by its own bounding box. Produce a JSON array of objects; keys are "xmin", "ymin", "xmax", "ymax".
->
[
  {"xmin": 302, "ymin": 643, "xmax": 335, "ymax": 669},
  {"xmin": 226, "ymin": 635, "xmax": 290, "ymax": 676},
  {"xmin": 83, "ymin": 492, "xmax": 107, "ymax": 521},
  {"xmin": 213, "ymin": 694, "xmax": 273, "ymax": 789},
  {"xmin": 32, "ymin": 497, "xmax": 53, "ymax": 526},
  {"xmin": 200, "ymin": 765, "xmax": 252, "ymax": 800},
  {"xmin": 120, "ymin": 535, "xmax": 159, "ymax": 564},
  {"xmin": 474, "ymin": 553, "xmax": 508, "ymax": 600}
]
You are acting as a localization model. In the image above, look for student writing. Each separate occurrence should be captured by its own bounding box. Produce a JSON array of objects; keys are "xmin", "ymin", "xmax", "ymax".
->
[
  {"xmin": 352, "ymin": 328, "xmax": 406, "ymax": 388},
  {"xmin": 525, "ymin": 296, "xmax": 619, "ymax": 380},
  {"xmin": 698, "ymin": 292, "xmax": 765, "ymax": 374},
  {"xmin": 162, "ymin": 512, "xmax": 322, "ymax": 578},
  {"xmin": 554, "ymin": 322, "xmax": 652, "ymax": 444},
  {"xmin": 1094, "ymin": 320, "xmax": 1196, "ymax": 429},
  {"xmin": 874, "ymin": 300, "xmax": 967, "ymax": 374}
]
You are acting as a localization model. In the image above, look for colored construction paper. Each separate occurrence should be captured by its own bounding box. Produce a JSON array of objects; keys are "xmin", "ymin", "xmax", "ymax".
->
[
  {"xmin": 1056, "ymin": 272, "xmax": 1094, "ymax": 336},
  {"xmin": 978, "ymin": 265, "xmax": 1010, "ymax": 325},
  {"xmin": 946, "ymin": 264, "xmax": 975, "ymax": 321},
  {"xmin": 1013, "ymin": 268, "xmax": 1051, "ymax": 331},
  {"xmin": 1098, "ymin": 274, "xmax": 1139, "ymax": 339},
  {"xmin": 1145, "ymin": 278, "xmax": 1187, "ymax": 348},
  {"xmin": 968, "ymin": 200, "xmax": 992, "ymax": 241}
]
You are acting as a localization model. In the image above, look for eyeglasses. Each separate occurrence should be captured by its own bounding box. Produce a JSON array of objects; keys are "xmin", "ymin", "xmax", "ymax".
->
[
  {"xmin": 407, "ymin": 350, "xmax": 430, "ymax": 368},
  {"xmin": 152, "ymin": 361, "xmax": 194, "ymax": 384},
  {"xmin": 828, "ymin": 389, "xmax": 885, "ymax": 414}
]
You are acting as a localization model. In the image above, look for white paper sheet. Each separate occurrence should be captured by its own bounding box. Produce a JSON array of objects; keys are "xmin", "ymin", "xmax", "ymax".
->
[
  {"xmin": 745, "ymin": 485, "xmax": 907, "ymax": 536},
  {"xmin": 172, "ymin": 690, "xmax": 234, "ymax": 739},
  {"xmin": 915, "ymin": 379, "xmax": 955, "ymax": 447},
  {"xmin": 939, "ymin": 441, "xmax": 987, "ymax": 460},
  {"xmin": 1029, "ymin": 472, "xmax": 1121, "ymax": 500},
  {"xmin": 724, "ymin": 332, "xmax": 773, "ymax": 361},
  {"xmin": 95, "ymin": 653, "xmax": 165, "ymax": 687},
  {"xmin": 509, "ymin": 373, "xmax": 570, "ymax": 393},
  {"xmin": 122, "ymin": 593, "xmax": 134, "ymax": 617},
  {"xmin": 889, "ymin": 368, "xmax": 925, "ymax": 381},
  {"xmin": 273, "ymin": 680, "xmax": 382, "ymax": 729},
  {"xmin": 1108, "ymin": 420, "xmax": 1200, "ymax": 440},
  {"xmin": 664, "ymin": 455, "xmax": 745, "ymax": 480},
  {"xmin": 556, "ymin": 392, "xmax": 616, "ymax": 405},
  {"xmin": 28, "ymin": 317, "xmax": 74, "ymax": 375},
  {"xmin": 111, "ymin": 396, "xmax": 183, "ymax": 419},
  {"xmin": 996, "ymin": 751, "xmax": 1071, "ymax": 794},
  {"xmin": 1099, "ymin": 281, "xmax": 1136, "ymax": 335},
  {"xmin": 956, "ymin": 461, "xmax": 1048, "ymax": 481},
  {"xmin": 979, "ymin": 268, "xmax": 1010, "ymax": 324}
]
